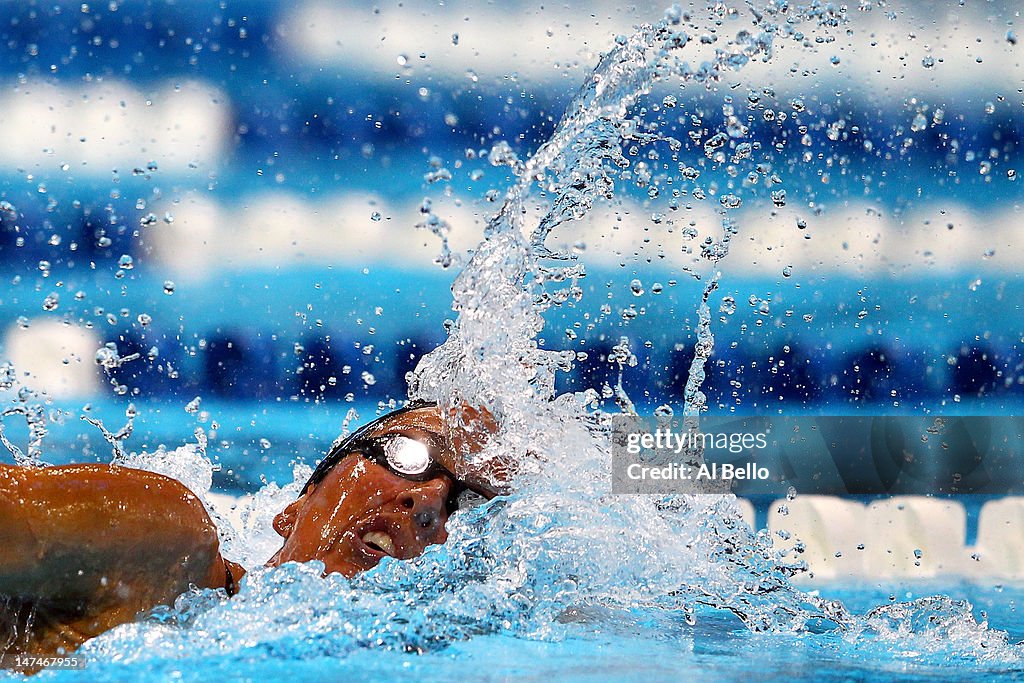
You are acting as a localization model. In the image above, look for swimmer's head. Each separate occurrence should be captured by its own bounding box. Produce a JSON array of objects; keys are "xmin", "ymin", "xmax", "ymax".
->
[{"xmin": 266, "ymin": 400, "xmax": 504, "ymax": 577}]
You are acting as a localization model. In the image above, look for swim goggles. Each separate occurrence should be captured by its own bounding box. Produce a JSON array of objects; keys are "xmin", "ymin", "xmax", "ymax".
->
[{"xmin": 305, "ymin": 400, "xmax": 500, "ymax": 511}]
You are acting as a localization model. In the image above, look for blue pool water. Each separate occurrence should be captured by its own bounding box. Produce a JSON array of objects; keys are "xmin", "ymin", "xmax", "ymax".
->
[{"xmin": 17, "ymin": 575, "xmax": 1024, "ymax": 682}]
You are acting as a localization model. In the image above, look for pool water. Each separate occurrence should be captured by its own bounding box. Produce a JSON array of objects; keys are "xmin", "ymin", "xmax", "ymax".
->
[{"xmin": 19, "ymin": 580, "xmax": 1023, "ymax": 682}]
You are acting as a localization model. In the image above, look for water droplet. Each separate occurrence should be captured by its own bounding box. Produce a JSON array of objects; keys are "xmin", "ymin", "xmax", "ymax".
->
[
  {"xmin": 910, "ymin": 112, "xmax": 928, "ymax": 132},
  {"xmin": 95, "ymin": 345, "xmax": 117, "ymax": 367},
  {"xmin": 703, "ymin": 132, "xmax": 728, "ymax": 157},
  {"xmin": 782, "ymin": 265, "xmax": 793, "ymax": 278},
  {"xmin": 118, "ymin": 254, "xmax": 134, "ymax": 270},
  {"xmin": 361, "ymin": 370, "xmax": 376, "ymax": 386},
  {"xmin": 370, "ymin": 211, "xmax": 382, "ymax": 222},
  {"xmin": 921, "ymin": 56, "xmax": 935, "ymax": 68},
  {"xmin": 720, "ymin": 194, "xmax": 742, "ymax": 209},
  {"xmin": 259, "ymin": 438, "xmax": 272, "ymax": 449},
  {"xmin": 629, "ymin": 279, "xmax": 644, "ymax": 296},
  {"xmin": 488, "ymin": 141, "xmax": 520, "ymax": 168},
  {"xmin": 163, "ymin": 280, "xmax": 176, "ymax": 295},
  {"xmin": 42, "ymin": 293, "xmax": 59, "ymax": 311}
]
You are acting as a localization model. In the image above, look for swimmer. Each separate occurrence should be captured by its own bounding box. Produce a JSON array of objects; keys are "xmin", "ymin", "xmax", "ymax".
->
[{"xmin": 0, "ymin": 400, "xmax": 502, "ymax": 662}]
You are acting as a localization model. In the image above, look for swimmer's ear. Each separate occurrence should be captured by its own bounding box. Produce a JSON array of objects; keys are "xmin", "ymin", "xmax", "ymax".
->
[
  {"xmin": 273, "ymin": 494, "xmax": 307, "ymax": 538},
  {"xmin": 444, "ymin": 402, "xmax": 498, "ymax": 457},
  {"xmin": 440, "ymin": 402, "xmax": 512, "ymax": 497}
]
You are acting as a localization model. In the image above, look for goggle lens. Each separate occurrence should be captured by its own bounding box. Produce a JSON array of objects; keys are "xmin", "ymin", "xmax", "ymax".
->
[
  {"xmin": 383, "ymin": 435, "xmax": 432, "ymax": 476},
  {"xmin": 353, "ymin": 433, "xmax": 488, "ymax": 513}
]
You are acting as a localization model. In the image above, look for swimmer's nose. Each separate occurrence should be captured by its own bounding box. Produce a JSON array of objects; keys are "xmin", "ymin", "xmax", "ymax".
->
[
  {"xmin": 397, "ymin": 479, "xmax": 448, "ymax": 532},
  {"xmin": 414, "ymin": 510, "xmax": 437, "ymax": 529}
]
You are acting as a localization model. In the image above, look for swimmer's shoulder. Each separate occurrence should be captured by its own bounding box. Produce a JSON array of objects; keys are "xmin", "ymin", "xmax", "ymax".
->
[
  {"xmin": 0, "ymin": 461, "xmax": 231, "ymax": 602},
  {"xmin": 4, "ymin": 462, "xmax": 216, "ymax": 532}
]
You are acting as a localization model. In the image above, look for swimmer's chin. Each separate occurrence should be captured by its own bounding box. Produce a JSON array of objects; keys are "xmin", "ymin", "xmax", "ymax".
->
[
  {"xmin": 267, "ymin": 539, "xmax": 379, "ymax": 578},
  {"xmin": 266, "ymin": 545, "xmax": 372, "ymax": 578}
]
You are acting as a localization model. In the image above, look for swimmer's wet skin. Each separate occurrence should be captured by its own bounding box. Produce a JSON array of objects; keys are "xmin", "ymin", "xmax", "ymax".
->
[{"xmin": 0, "ymin": 401, "xmax": 501, "ymax": 664}]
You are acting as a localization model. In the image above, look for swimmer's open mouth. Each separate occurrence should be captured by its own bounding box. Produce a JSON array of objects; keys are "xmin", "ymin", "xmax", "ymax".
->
[{"xmin": 361, "ymin": 531, "xmax": 396, "ymax": 557}]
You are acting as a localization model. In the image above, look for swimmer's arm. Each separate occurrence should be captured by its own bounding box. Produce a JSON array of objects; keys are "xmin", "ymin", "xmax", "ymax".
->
[{"xmin": 0, "ymin": 463, "xmax": 234, "ymax": 609}]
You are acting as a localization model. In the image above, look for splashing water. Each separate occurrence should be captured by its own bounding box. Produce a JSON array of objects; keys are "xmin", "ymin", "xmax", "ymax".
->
[
  {"xmin": 401, "ymin": 0, "xmax": 867, "ymax": 639},
  {"xmin": 0, "ymin": 363, "xmax": 49, "ymax": 467},
  {"xmin": 10, "ymin": 2, "xmax": 1024, "ymax": 679}
]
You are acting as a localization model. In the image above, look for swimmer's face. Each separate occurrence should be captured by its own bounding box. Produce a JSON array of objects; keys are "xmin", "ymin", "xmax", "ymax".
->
[
  {"xmin": 267, "ymin": 455, "xmax": 451, "ymax": 577},
  {"xmin": 267, "ymin": 406, "xmax": 462, "ymax": 577}
]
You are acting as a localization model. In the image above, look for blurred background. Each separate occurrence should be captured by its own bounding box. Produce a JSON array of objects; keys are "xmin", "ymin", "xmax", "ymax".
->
[{"xmin": 0, "ymin": 0, "xmax": 1021, "ymax": 489}]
